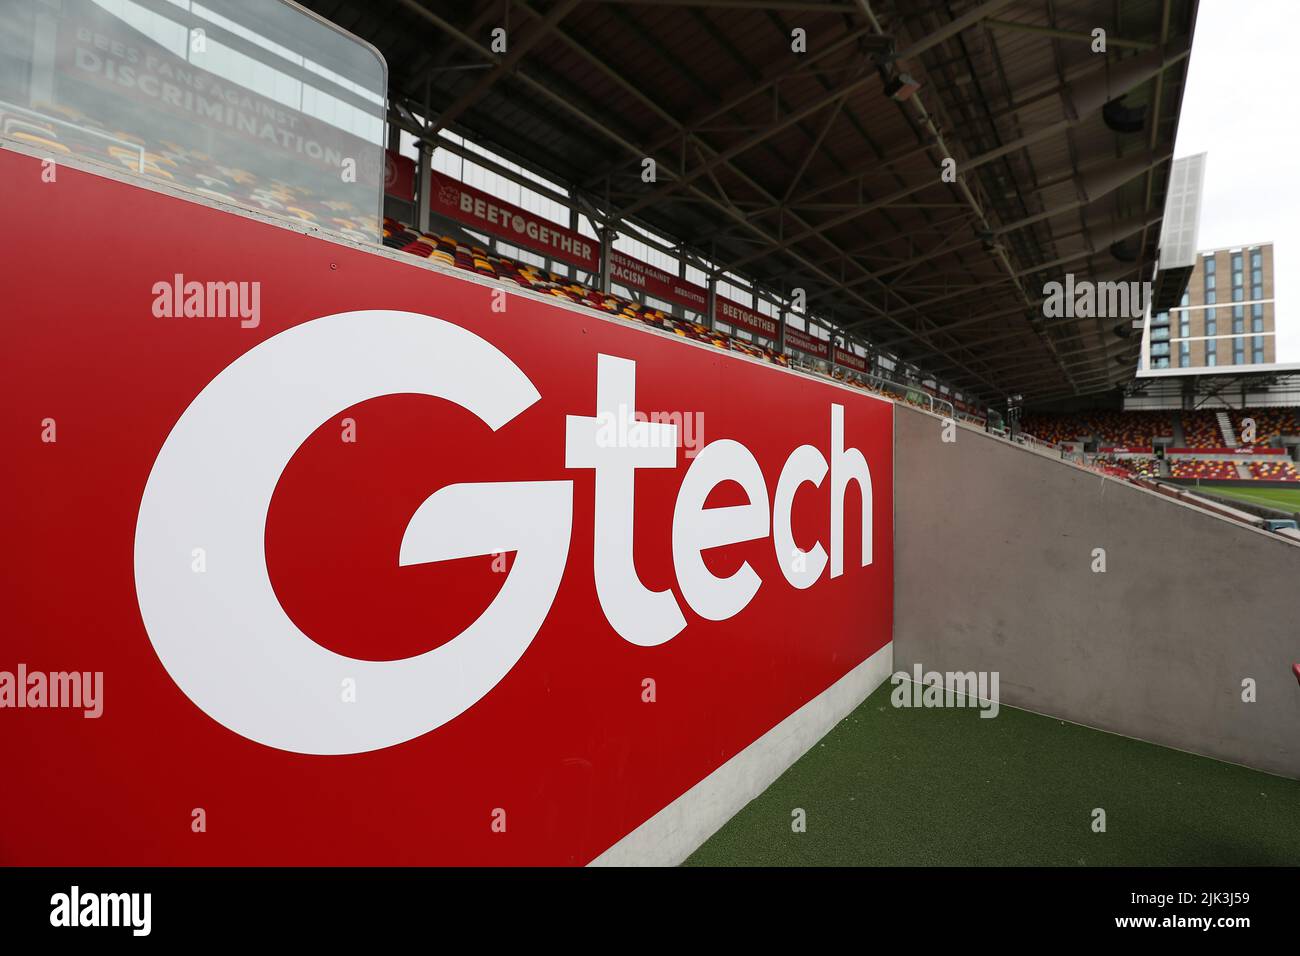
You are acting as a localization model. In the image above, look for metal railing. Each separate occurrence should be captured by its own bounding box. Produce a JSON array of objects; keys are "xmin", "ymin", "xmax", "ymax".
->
[{"xmin": 714, "ymin": 334, "xmax": 978, "ymax": 426}]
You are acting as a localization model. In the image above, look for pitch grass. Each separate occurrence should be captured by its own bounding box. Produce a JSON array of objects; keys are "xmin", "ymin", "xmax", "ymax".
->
[
  {"xmin": 685, "ymin": 682, "xmax": 1300, "ymax": 866},
  {"xmin": 1193, "ymin": 484, "xmax": 1300, "ymax": 514}
]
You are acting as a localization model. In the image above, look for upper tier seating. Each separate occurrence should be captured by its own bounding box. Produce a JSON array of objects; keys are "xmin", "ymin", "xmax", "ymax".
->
[
  {"xmin": 1180, "ymin": 410, "xmax": 1223, "ymax": 449},
  {"xmin": 16, "ymin": 102, "xmax": 375, "ymax": 241},
  {"xmin": 381, "ymin": 217, "xmax": 792, "ymax": 369},
  {"xmin": 1087, "ymin": 410, "xmax": 1171, "ymax": 446},
  {"xmin": 1017, "ymin": 410, "xmax": 1171, "ymax": 446},
  {"xmin": 1233, "ymin": 408, "xmax": 1300, "ymax": 446},
  {"xmin": 1017, "ymin": 413, "xmax": 1090, "ymax": 444}
]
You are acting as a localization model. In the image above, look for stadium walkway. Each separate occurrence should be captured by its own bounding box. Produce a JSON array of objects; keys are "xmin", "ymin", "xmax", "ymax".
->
[{"xmin": 687, "ymin": 682, "xmax": 1300, "ymax": 866}]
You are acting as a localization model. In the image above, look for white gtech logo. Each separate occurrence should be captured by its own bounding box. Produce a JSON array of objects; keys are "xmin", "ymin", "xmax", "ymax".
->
[
  {"xmin": 135, "ymin": 310, "xmax": 872, "ymax": 755},
  {"xmin": 135, "ymin": 311, "xmax": 571, "ymax": 755}
]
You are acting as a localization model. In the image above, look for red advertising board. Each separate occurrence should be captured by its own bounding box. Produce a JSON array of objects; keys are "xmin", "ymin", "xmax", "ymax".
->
[
  {"xmin": 429, "ymin": 172, "xmax": 599, "ymax": 272},
  {"xmin": 0, "ymin": 150, "xmax": 893, "ymax": 865},
  {"xmin": 784, "ymin": 325, "xmax": 829, "ymax": 358},
  {"xmin": 384, "ymin": 150, "xmax": 415, "ymax": 202},
  {"xmin": 1166, "ymin": 446, "xmax": 1284, "ymax": 456},
  {"xmin": 610, "ymin": 252, "xmax": 708, "ymax": 311},
  {"xmin": 716, "ymin": 297, "xmax": 779, "ymax": 340},
  {"xmin": 834, "ymin": 348, "xmax": 867, "ymax": 372},
  {"xmin": 1098, "ymin": 446, "xmax": 1153, "ymax": 455}
]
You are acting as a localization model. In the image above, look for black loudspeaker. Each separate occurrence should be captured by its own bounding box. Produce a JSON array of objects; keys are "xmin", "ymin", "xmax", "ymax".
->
[{"xmin": 1103, "ymin": 96, "xmax": 1147, "ymax": 134}]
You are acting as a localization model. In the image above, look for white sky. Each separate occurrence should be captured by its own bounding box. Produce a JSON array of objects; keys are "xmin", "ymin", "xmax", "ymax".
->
[{"xmin": 1173, "ymin": 0, "xmax": 1296, "ymax": 359}]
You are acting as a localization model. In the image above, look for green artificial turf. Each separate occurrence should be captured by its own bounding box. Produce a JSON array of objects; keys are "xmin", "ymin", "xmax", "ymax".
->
[
  {"xmin": 1194, "ymin": 484, "xmax": 1300, "ymax": 514},
  {"xmin": 685, "ymin": 682, "xmax": 1300, "ymax": 866}
]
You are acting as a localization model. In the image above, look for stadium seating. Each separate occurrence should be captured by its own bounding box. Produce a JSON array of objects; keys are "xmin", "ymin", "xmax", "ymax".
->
[
  {"xmin": 837, "ymin": 391, "xmax": 1300, "ymax": 464},
  {"xmin": 1125, "ymin": 457, "xmax": 1159, "ymax": 478},
  {"xmin": 47, "ymin": 107, "xmax": 1300, "ymax": 458},
  {"xmin": 1087, "ymin": 410, "xmax": 1171, "ymax": 446},
  {"xmin": 8, "ymin": 102, "xmax": 378, "ymax": 242},
  {"xmin": 1233, "ymin": 408, "xmax": 1300, "ymax": 446},
  {"xmin": 1180, "ymin": 410, "xmax": 1224, "ymax": 449},
  {"xmin": 1249, "ymin": 461, "xmax": 1300, "ymax": 481},
  {"xmin": 381, "ymin": 217, "xmax": 793, "ymax": 369},
  {"xmin": 1091, "ymin": 455, "xmax": 1158, "ymax": 478},
  {"xmin": 0, "ymin": 112, "xmax": 1069, "ymax": 426},
  {"xmin": 3, "ymin": 109, "xmax": 978, "ymax": 412},
  {"xmin": 1017, "ymin": 410, "xmax": 1171, "ymax": 446},
  {"xmin": 1170, "ymin": 460, "xmax": 1238, "ymax": 480},
  {"xmin": 1017, "ymin": 413, "xmax": 1087, "ymax": 445}
]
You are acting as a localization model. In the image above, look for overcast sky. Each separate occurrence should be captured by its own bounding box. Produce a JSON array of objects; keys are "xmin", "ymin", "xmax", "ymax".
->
[{"xmin": 1173, "ymin": 0, "xmax": 1295, "ymax": 360}]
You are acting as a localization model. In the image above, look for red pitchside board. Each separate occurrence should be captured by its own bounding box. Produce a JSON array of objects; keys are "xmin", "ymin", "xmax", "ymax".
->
[{"xmin": 0, "ymin": 149, "xmax": 893, "ymax": 865}]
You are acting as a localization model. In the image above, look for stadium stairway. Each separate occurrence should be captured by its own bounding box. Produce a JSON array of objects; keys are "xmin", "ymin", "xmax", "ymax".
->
[
  {"xmin": 894, "ymin": 404, "xmax": 1300, "ymax": 780},
  {"xmin": 1171, "ymin": 411, "xmax": 1186, "ymax": 447},
  {"xmin": 1217, "ymin": 410, "xmax": 1236, "ymax": 446}
]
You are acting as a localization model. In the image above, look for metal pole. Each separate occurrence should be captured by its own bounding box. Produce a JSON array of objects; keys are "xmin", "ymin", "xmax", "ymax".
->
[
  {"xmin": 416, "ymin": 142, "xmax": 432, "ymax": 234},
  {"xmin": 599, "ymin": 228, "xmax": 614, "ymax": 295}
]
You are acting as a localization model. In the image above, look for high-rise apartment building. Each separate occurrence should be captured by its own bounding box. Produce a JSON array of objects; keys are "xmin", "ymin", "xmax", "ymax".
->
[{"xmin": 1147, "ymin": 242, "xmax": 1276, "ymax": 369}]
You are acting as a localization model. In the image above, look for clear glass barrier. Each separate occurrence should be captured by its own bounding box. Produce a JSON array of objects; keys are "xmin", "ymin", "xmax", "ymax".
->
[{"xmin": 0, "ymin": 0, "xmax": 386, "ymax": 242}]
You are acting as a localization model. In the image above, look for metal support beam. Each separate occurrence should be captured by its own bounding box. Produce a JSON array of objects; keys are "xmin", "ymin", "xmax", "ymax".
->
[
  {"xmin": 599, "ymin": 227, "xmax": 615, "ymax": 294},
  {"xmin": 416, "ymin": 141, "xmax": 432, "ymax": 233},
  {"xmin": 393, "ymin": 0, "xmax": 1022, "ymax": 395},
  {"xmin": 617, "ymin": 71, "xmax": 880, "ymax": 219},
  {"xmin": 782, "ymin": 96, "xmax": 848, "ymax": 204},
  {"xmin": 592, "ymin": 0, "xmax": 861, "ymax": 10},
  {"xmin": 427, "ymin": 0, "xmax": 581, "ymax": 137},
  {"xmin": 984, "ymin": 19, "xmax": 1156, "ymax": 51}
]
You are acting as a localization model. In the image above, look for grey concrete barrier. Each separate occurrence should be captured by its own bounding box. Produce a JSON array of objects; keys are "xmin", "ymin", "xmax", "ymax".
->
[{"xmin": 894, "ymin": 404, "xmax": 1300, "ymax": 779}]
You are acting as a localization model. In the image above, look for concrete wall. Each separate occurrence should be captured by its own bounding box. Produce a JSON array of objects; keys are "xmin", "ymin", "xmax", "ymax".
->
[{"xmin": 894, "ymin": 404, "xmax": 1300, "ymax": 779}]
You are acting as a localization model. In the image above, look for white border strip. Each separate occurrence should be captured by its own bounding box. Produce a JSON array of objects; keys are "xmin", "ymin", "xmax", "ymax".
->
[{"xmin": 588, "ymin": 641, "xmax": 894, "ymax": 867}]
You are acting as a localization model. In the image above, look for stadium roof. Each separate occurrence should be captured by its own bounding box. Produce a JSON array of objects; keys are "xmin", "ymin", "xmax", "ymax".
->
[
  {"xmin": 300, "ymin": 0, "xmax": 1199, "ymax": 404},
  {"xmin": 1128, "ymin": 363, "xmax": 1300, "ymax": 405},
  {"xmin": 1138, "ymin": 362, "xmax": 1300, "ymax": 381}
]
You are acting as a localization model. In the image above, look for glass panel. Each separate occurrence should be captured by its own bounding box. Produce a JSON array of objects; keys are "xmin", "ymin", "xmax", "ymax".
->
[{"xmin": 0, "ymin": 0, "xmax": 386, "ymax": 242}]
